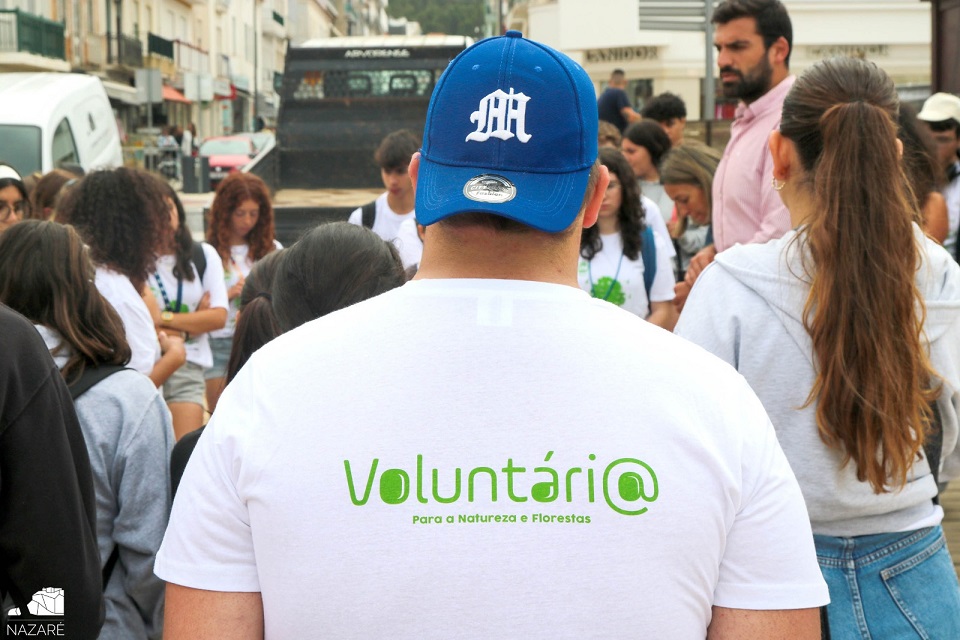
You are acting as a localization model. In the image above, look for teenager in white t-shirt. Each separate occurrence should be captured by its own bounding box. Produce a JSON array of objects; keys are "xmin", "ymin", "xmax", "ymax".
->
[
  {"xmin": 158, "ymin": 33, "xmax": 827, "ymax": 638},
  {"xmin": 56, "ymin": 167, "xmax": 186, "ymax": 387},
  {"xmin": 578, "ymin": 147, "xmax": 677, "ymax": 329},
  {"xmin": 148, "ymin": 189, "xmax": 227, "ymax": 440},
  {"xmin": 348, "ymin": 129, "xmax": 420, "ymax": 242},
  {"xmin": 203, "ymin": 172, "xmax": 281, "ymax": 412}
]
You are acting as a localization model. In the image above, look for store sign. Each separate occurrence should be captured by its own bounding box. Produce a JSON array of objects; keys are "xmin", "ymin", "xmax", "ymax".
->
[
  {"xmin": 585, "ymin": 46, "xmax": 659, "ymax": 63},
  {"xmin": 808, "ymin": 44, "xmax": 890, "ymax": 59}
]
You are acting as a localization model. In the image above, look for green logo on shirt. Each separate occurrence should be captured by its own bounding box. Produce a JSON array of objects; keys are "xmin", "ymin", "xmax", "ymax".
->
[
  {"xmin": 591, "ymin": 277, "xmax": 626, "ymax": 306},
  {"xmin": 343, "ymin": 452, "xmax": 659, "ymax": 516}
]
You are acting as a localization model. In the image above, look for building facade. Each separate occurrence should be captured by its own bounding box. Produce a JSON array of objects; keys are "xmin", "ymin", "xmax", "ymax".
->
[{"xmin": 509, "ymin": 0, "xmax": 932, "ymax": 122}]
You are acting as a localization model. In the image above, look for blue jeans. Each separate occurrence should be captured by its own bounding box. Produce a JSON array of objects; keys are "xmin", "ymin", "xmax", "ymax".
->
[{"xmin": 816, "ymin": 526, "xmax": 960, "ymax": 639}]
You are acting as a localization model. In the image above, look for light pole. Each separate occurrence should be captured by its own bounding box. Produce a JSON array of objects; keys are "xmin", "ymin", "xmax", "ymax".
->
[{"xmin": 253, "ymin": 0, "xmax": 259, "ymax": 130}]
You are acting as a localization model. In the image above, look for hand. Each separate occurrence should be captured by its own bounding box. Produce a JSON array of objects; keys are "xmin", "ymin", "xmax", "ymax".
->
[
  {"xmin": 197, "ymin": 292, "xmax": 211, "ymax": 311},
  {"xmin": 673, "ymin": 281, "xmax": 691, "ymax": 314},
  {"xmin": 158, "ymin": 331, "xmax": 187, "ymax": 367},
  {"xmin": 684, "ymin": 244, "xmax": 717, "ymax": 287},
  {"xmin": 228, "ymin": 276, "xmax": 245, "ymax": 301}
]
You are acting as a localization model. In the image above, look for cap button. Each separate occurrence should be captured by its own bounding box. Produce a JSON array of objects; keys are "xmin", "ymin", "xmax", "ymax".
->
[{"xmin": 504, "ymin": 30, "xmax": 522, "ymax": 39}]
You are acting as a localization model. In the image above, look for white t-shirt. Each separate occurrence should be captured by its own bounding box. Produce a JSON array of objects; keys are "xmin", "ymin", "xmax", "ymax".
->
[
  {"xmin": 640, "ymin": 195, "xmax": 677, "ymax": 260},
  {"xmin": 640, "ymin": 180, "xmax": 675, "ymax": 224},
  {"xmin": 348, "ymin": 192, "xmax": 415, "ymax": 243},
  {"xmin": 156, "ymin": 279, "xmax": 828, "ymax": 637},
  {"xmin": 95, "ymin": 267, "xmax": 160, "ymax": 375},
  {"xmin": 147, "ymin": 243, "xmax": 228, "ymax": 369},
  {"xmin": 210, "ymin": 240, "xmax": 283, "ymax": 340},
  {"xmin": 578, "ymin": 230, "xmax": 675, "ymax": 318},
  {"xmin": 394, "ymin": 217, "xmax": 423, "ymax": 270}
]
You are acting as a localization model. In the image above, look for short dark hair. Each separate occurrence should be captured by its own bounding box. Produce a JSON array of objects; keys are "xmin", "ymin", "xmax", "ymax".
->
[
  {"xmin": 374, "ymin": 129, "xmax": 421, "ymax": 170},
  {"xmin": 623, "ymin": 121, "xmax": 673, "ymax": 168},
  {"xmin": 641, "ymin": 93, "xmax": 687, "ymax": 122},
  {"xmin": 925, "ymin": 118, "xmax": 960, "ymax": 138},
  {"xmin": 713, "ymin": 0, "xmax": 793, "ymax": 66}
]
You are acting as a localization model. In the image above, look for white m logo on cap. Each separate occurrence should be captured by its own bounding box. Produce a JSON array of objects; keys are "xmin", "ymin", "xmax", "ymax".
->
[{"xmin": 466, "ymin": 88, "xmax": 532, "ymax": 143}]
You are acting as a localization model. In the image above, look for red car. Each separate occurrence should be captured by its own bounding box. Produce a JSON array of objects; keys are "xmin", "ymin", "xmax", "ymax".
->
[{"xmin": 199, "ymin": 136, "xmax": 256, "ymax": 187}]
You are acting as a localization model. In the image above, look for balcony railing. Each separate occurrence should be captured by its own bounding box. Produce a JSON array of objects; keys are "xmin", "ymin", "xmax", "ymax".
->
[
  {"xmin": 0, "ymin": 9, "xmax": 65, "ymax": 60},
  {"xmin": 148, "ymin": 32, "xmax": 174, "ymax": 60},
  {"xmin": 175, "ymin": 39, "xmax": 209, "ymax": 74},
  {"xmin": 116, "ymin": 33, "xmax": 143, "ymax": 67}
]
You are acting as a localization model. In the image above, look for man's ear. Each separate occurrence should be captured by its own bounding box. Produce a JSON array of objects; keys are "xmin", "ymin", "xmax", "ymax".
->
[
  {"xmin": 582, "ymin": 165, "xmax": 609, "ymax": 229},
  {"xmin": 768, "ymin": 130, "xmax": 794, "ymax": 182},
  {"xmin": 408, "ymin": 153, "xmax": 420, "ymax": 191},
  {"xmin": 768, "ymin": 36, "xmax": 790, "ymax": 67}
]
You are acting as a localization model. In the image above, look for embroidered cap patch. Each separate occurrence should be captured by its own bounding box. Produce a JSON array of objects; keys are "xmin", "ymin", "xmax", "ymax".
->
[{"xmin": 463, "ymin": 175, "xmax": 517, "ymax": 203}]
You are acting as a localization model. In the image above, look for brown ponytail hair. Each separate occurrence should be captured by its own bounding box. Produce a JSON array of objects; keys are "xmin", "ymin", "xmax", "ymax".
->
[{"xmin": 780, "ymin": 57, "xmax": 938, "ymax": 493}]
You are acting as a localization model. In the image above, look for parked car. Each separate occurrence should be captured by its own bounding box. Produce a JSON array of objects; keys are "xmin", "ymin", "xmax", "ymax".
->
[
  {"xmin": 0, "ymin": 72, "xmax": 123, "ymax": 176},
  {"xmin": 199, "ymin": 136, "xmax": 256, "ymax": 187}
]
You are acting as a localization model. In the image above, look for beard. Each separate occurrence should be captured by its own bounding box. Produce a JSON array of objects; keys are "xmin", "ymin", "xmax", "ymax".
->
[{"xmin": 719, "ymin": 53, "xmax": 773, "ymax": 103}]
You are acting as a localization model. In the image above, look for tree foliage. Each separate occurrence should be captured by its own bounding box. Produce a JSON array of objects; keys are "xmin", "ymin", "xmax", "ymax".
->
[{"xmin": 387, "ymin": 0, "xmax": 486, "ymax": 38}]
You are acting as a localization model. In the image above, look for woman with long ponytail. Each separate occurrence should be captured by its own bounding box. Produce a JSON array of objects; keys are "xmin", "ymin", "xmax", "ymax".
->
[{"xmin": 676, "ymin": 56, "xmax": 960, "ymax": 637}]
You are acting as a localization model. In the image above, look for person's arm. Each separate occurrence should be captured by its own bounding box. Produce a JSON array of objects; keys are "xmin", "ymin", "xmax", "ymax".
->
[
  {"xmin": 164, "ymin": 584, "xmax": 263, "ymax": 640},
  {"xmin": 148, "ymin": 331, "xmax": 186, "ymax": 388},
  {"xmin": 647, "ymin": 300, "xmax": 677, "ymax": 331},
  {"xmin": 621, "ymin": 107, "xmax": 642, "ymax": 124},
  {"xmin": 159, "ymin": 300, "xmax": 227, "ymax": 335},
  {"xmin": 922, "ymin": 192, "xmax": 949, "ymax": 244},
  {"xmin": 112, "ymin": 384, "xmax": 175, "ymax": 638},
  {"xmin": 707, "ymin": 607, "xmax": 820, "ymax": 639}
]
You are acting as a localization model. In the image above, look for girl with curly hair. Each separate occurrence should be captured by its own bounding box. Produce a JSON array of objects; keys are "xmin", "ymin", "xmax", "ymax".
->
[
  {"xmin": 578, "ymin": 147, "xmax": 677, "ymax": 329},
  {"xmin": 57, "ymin": 167, "xmax": 186, "ymax": 386},
  {"xmin": 148, "ymin": 185, "xmax": 228, "ymax": 439},
  {"xmin": 203, "ymin": 172, "xmax": 280, "ymax": 411}
]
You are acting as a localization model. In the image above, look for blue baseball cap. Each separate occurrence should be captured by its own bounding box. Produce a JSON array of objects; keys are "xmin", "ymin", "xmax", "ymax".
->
[{"xmin": 416, "ymin": 31, "xmax": 599, "ymax": 233}]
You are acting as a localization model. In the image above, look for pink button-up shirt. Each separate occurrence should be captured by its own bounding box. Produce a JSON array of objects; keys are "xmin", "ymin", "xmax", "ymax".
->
[{"xmin": 712, "ymin": 75, "xmax": 796, "ymax": 253}]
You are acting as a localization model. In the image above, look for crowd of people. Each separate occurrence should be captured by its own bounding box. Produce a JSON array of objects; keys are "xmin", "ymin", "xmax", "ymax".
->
[{"xmin": 2, "ymin": 0, "xmax": 960, "ymax": 637}]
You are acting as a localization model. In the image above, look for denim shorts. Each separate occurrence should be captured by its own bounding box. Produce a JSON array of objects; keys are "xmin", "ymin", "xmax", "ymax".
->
[
  {"xmin": 204, "ymin": 336, "xmax": 232, "ymax": 380},
  {"xmin": 162, "ymin": 361, "xmax": 205, "ymax": 405},
  {"xmin": 815, "ymin": 525, "xmax": 960, "ymax": 639}
]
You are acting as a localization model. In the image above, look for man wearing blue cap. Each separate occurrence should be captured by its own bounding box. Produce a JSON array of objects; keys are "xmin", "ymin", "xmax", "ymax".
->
[{"xmin": 157, "ymin": 32, "xmax": 827, "ymax": 638}]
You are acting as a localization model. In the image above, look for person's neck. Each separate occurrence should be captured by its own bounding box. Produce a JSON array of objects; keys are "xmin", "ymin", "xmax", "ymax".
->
[
  {"xmin": 415, "ymin": 224, "xmax": 581, "ymax": 287},
  {"xmin": 786, "ymin": 191, "xmax": 815, "ymax": 228},
  {"xmin": 229, "ymin": 235, "xmax": 248, "ymax": 247},
  {"xmin": 596, "ymin": 216, "xmax": 619, "ymax": 235},
  {"xmin": 640, "ymin": 169, "xmax": 659, "ymax": 183},
  {"xmin": 387, "ymin": 192, "xmax": 415, "ymax": 215}
]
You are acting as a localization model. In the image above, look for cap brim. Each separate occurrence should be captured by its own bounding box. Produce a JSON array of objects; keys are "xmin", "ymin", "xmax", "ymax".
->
[{"xmin": 415, "ymin": 153, "xmax": 591, "ymax": 233}]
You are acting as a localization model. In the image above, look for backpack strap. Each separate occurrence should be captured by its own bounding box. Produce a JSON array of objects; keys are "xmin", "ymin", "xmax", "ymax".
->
[
  {"xmin": 191, "ymin": 241, "xmax": 207, "ymax": 281},
  {"xmin": 641, "ymin": 225, "xmax": 657, "ymax": 301},
  {"xmin": 68, "ymin": 365, "xmax": 127, "ymax": 400},
  {"xmin": 361, "ymin": 200, "xmax": 377, "ymax": 229},
  {"xmin": 925, "ymin": 399, "xmax": 944, "ymax": 505},
  {"xmin": 101, "ymin": 545, "xmax": 120, "ymax": 590}
]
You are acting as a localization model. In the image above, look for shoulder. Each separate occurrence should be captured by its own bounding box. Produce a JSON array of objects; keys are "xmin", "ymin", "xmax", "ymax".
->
[
  {"xmin": 272, "ymin": 239, "xmax": 283, "ymax": 250},
  {"xmin": 200, "ymin": 241, "xmax": 220, "ymax": 262}
]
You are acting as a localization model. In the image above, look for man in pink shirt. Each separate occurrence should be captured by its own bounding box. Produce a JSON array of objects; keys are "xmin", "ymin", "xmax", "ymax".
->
[{"xmin": 678, "ymin": 0, "xmax": 794, "ymax": 308}]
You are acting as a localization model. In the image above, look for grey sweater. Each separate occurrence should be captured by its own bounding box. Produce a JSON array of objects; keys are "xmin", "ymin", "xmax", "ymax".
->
[
  {"xmin": 675, "ymin": 226, "xmax": 960, "ymax": 536},
  {"xmin": 39, "ymin": 328, "xmax": 175, "ymax": 639}
]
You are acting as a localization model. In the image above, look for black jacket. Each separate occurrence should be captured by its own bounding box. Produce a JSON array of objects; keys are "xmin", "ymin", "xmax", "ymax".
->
[{"xmin": 0, "ymin": 304, "xmax": 104, "ymax": 638}]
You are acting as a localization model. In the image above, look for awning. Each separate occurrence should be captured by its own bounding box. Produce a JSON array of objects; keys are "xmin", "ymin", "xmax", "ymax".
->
[
  {"xmin": 162, "ymin": 84, "xmax": 191, "ymax": 104},
  {"xmin": 102, "ymin": 80, "xmax": 140, "ymax": 105}
]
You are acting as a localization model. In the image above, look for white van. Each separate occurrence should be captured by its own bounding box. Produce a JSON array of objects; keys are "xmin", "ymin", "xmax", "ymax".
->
[{"xmin": 0, "ymin": 72, "xmax": 123, "ymax": 176}]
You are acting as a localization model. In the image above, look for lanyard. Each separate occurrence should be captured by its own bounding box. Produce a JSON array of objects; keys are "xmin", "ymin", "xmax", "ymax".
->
[
  {"xmin": 587, "ymin": 252, "xmax": 625, "ymax": 301},
  {"xmin": 153, "ymin": 272, "xmax": 183, "ymax": 312}
]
